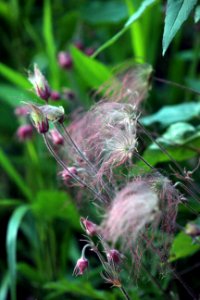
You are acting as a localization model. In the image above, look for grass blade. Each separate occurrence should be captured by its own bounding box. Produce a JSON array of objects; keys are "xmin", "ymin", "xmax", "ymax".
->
[
  {"xmin": 93, "ymin": 0, "xmax": 156, "ymax": 58},
  {"xmin": 6, "ymin": 205, "xmax": 30, "ymax": 300},
  {"xmin": 43, "ymin": 0, "xmax": 59, "ymax": 88},
  {"xmin": 0, "ymin": 63, "xmax": 30, "ymax": 89},
  {"xmin": 0, "ymin": 272, "xmax": 10, "ymax": 300},
  {"xmin": 0, "ymin": 148, "xmax": 32, "ymax": 201}
]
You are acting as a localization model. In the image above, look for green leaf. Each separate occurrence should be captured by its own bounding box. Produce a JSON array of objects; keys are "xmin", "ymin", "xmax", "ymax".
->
[
  {"xmin": 81, "ymin": 1, "xmax": 128, "ymax": 24},
  {"xmin": 170, "ymin": 232, "xmax": 200, "ymax": 262},
  {"xmin": 0, "ymin": 272, "xmax": 10, "ymax": 300},
  {"xmin": 0, "ymin": 148, "xmax": 32, "ymax": 200},
  {"xmin": 0, "ymin": 63, "xmax": 30, "ymax": 89},
  {"xmin": 31, "ymin": 190, "xmax": 79, "ymax": 226},
  {"xmin": 0, "ymin": 84, "xmax": 38, "ymax": 107},
  {"xmin": 6, "ymin": 205, "xmax": 30, "ymax": 300},
  {"xmin": 93, "ymin": 0, "xmax": 156, "ymax": 57},
  {"xmin": 141, "ymin": 102, "xmax": 200, "ymax": 128},
  {"xmin": 162, "ymin": 0, "xmax": 197, "ymax": 55},
  {"xmin": 70, "ymin": 46, "xmax": 112, "ymax": 88},
  {"xmin": 44, "ymin": 280, "xmax": 115, "ymax": 300},
  {"xmin": 194, "ymin": 5, "xmax": 200, "ymax": 23},
  {"xmin": 141, "ymin": 122, "xmax": 200, "ymax": 167},
  {"xmin": 0, "ymin": 199, "xmax": 22, "ymax": 208}
]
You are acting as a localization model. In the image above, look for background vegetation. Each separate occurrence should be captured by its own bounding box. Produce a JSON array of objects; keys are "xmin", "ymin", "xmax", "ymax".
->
[{"xmin": 0, "ymin": 0, "xmax": 200, "ymax": 299}]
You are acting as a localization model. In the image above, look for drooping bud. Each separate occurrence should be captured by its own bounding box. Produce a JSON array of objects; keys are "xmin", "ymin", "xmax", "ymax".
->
[
  {"xmin": 59, "ymin": 167, "xmax": 77, "ymax": 182},
  {"xmin": 14, "ymin": 106, "xmax": 29, "ymax": 117},
  {"xmin": 16, "ymin": 124, "xmax": 33, "ymax": 141},
  {"xmin": 40, "ymin": 105, "xmax": 65, "ymax": 123},
  {"xmin": 85, "ymin": 47, "xmax": 95, "ymax": 56},
  {"xmin": 106, "ymin": 249, "xmax": 121, "ymax": 264},
  {"xmin": 28, "ymin": 64, "xmax": 51, "ymax": 101},
  {"xmin": 50, "ymin": 90, "xmax": 60, "ymax": 101},
  {"xmin": 185, "ymin": 223, "xmax": 200, "ymax": 237},
  {"xmin": 28, "ymin": 104, "xmax": 49, "ymax": 134},
  {"xmin": 62, "ymin": 88, "xmax": 75, "ymax": 101},
  {"xmin": 80, "ymin": 217, "xmax": 98, "ymax": 236},
  {"xmin": 49, "ymin": 129, "xmax": 64, "ymax": 146},
  {"xmin": 74, "ymin": 41, "xmax": 84, "ymax": 50},
  {"xmin": 73, "ymin": 257, "xmax": 88, "ymax": 276},
  {"xmin": 58, "ymin": 51, "xmax": 73, "ymax": 69}
]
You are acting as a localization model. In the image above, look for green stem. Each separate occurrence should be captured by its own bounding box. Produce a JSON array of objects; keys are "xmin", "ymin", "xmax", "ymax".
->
[{"xmin": 125, "ymin": 0, "xmax": 145, "ymax": 61}]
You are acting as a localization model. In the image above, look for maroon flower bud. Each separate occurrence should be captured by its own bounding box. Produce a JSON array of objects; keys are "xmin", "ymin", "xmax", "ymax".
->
[
  {"xmin": 81, "ymin": 217, "xmax": 98, "ymax": 236},
  {"xmin": 49, "ymin": 129, "xmax": 64, "ymax": 146},
  {"xmin": 73, "ymin": 257, "xmax": 88, "ymax": 276},
  {"xmin": 59, "ymin": 167, "xmax": 77, "ymax": 182},
  {"xmin": 74, "ymin": 41, "xmax": 84, "ymax": 51},
  {"xmin": 37, "ymin": 118, "xmax": 49, "ymax": 134},
  {"xmin": 62, "ymin": 89, "xmax": 75, "ymax": 101},
  {"xmin": 14, "ymin": 106, "xmax": 29, "ymax": 117},
  {"xmin": 50, "ymin": 90, "xmax": 60, "ymax": 101},
  {"xmin": 185, "ymin": 223, "xmax": 200, "ymax": 237},
  {"xmin": 58, "ymin": 51, "xmax": 73, "ymax": 69},
  {"xmin": 28, "ymin": 64, "xmax": 51, "ymax": 101},
  {"xmin": 106, "ymin": 249, "xmax": 121, "ymax": 264},
  {"xmin": 85, "ymin": 47, "xmax": 95, "ymax": 56},
  {"xmin": 16, "ymin": 124, "xmax": 33, "ymax": 141}
]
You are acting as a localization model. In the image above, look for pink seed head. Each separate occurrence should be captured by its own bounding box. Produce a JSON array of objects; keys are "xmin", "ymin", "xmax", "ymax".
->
[
  {"xmin": 74, "ymin": 41, "xmax": 84, "ymax": 50},
  {"xmin": 58, "ymin": 51, "xmax": 73, "ymax": 69},
  {"xmin": 106, "ymin": 249, "xmax": 121, "ymax": 264},
  {"xmin": 28, "ymin": 64, "xmax": 51, "ymax": 101},
  {"xmin": 49, "ymin": 129, "xmax": 64, "ymax": 146},
  {"xmin": 81, "ymin": 217, "xmax": 98, "ymax": 236},
  {"xmin": 16, "ymin": 124, "xmax": 33, "ymax": 141},
  {"xmin": 73, "ymin": 257, "xmax": 88, "ymax": 276}
]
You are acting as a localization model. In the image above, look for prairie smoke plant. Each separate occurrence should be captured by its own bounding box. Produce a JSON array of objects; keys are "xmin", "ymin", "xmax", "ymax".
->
[
  {"xmin": 16, "ymin": 124, "xmax": 33, "ymax": 141},
  {"xmin": 101, "ymin": 179, "xmax": 160, "ymax": 245},
  {"xmin": 28, "ymin": 64, "xmax": 51, "ymax": 101}
]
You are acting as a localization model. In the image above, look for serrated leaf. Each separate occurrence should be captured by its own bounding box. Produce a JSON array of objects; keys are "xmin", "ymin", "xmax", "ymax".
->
[
  {"xmin": 170, "ymin": 232, "xmax": 200, "ymax": 262},
  {"xmin": 162, "ymin": 0, "xmax": 197, "ymax": 55},
  {"xmin": 141, "ymin": 102, "xmax": 200, "ymax": 128},
  {"xmin": 6, "ymin": 205, "xmax": 30, "ymax": 300},
  {"xmin": 70, "ymin": 46, "xmax": 112, "ymax": 88}
]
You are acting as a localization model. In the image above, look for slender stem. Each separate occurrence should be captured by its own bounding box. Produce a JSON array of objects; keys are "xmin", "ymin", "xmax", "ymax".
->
[
  {"xmin": 43, "ymin": 134, "xmax": 106, "ymax": 202},
  {"xmin": 153, "ymin": 76, "xmax": 200, "ymax": 96},
  {"xmin": 57, "ymin": 123, "xmax": 114, "ymax": 198},
  {"xmin": 119, "ymin": 286, "xmax": 131, "ymax": 300}
]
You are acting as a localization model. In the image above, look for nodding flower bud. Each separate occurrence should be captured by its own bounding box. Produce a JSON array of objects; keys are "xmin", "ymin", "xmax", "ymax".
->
[
  {"xmin": 40, "ymin": 105, "xmax": 65, "ymax": 123},
  {"xmin": 28, "ymin": 64, "xmax": 51, "ymax": 101},
  {"xmin": 49, "ymin": 129, "xmax": 64, "ymax": 146},
  {"xmin": 58, "ymin": 51, "xmax": 73, "ymax": 69},
  {"xmin": 50, "ymin": 90, "xmax": 60, "ymax": 101},
  {"xmin": 74, "ymin": 41, "xmax": 84, "ymax": 50},
  {"xmin": 106, "ymin": 249, "xmax": 121, "ymax": 264},
  {"xmin": 14, "ymin": 106, "xmax": 29, "ymax": 117},
  {"xmin": 73, "ymin": 257, "xmax": 88, "ymax": 276},
  {"xmin": 16, "ymin": 124, "xmax": 33, "ymax": 141},
  {"xmin": 59, "ymin": 167, "xmax": 77, "ymax": 182},
  {"xmin": 85, "ymin": 47, "xmax": 95, "ymax": 56},
  {"xmin": 62, "ymin": 88, "xmax": 75, "ymax": 101},
  {"xmin": 28, "ymin": 104, "xmax": 49, "ymax": 134},
  {"xmin": 80, "ymin": 217, "xmax": 98, "ymax": 236},
  {"xmin": 185, "ymin": 223, "xmax": 200, "ymax": 237}
]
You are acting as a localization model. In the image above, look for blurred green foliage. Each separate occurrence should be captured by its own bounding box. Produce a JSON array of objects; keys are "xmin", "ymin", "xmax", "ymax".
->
[{"xmin": 0, "ymin": 0, "xmax": 200, "ymax": 299}]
